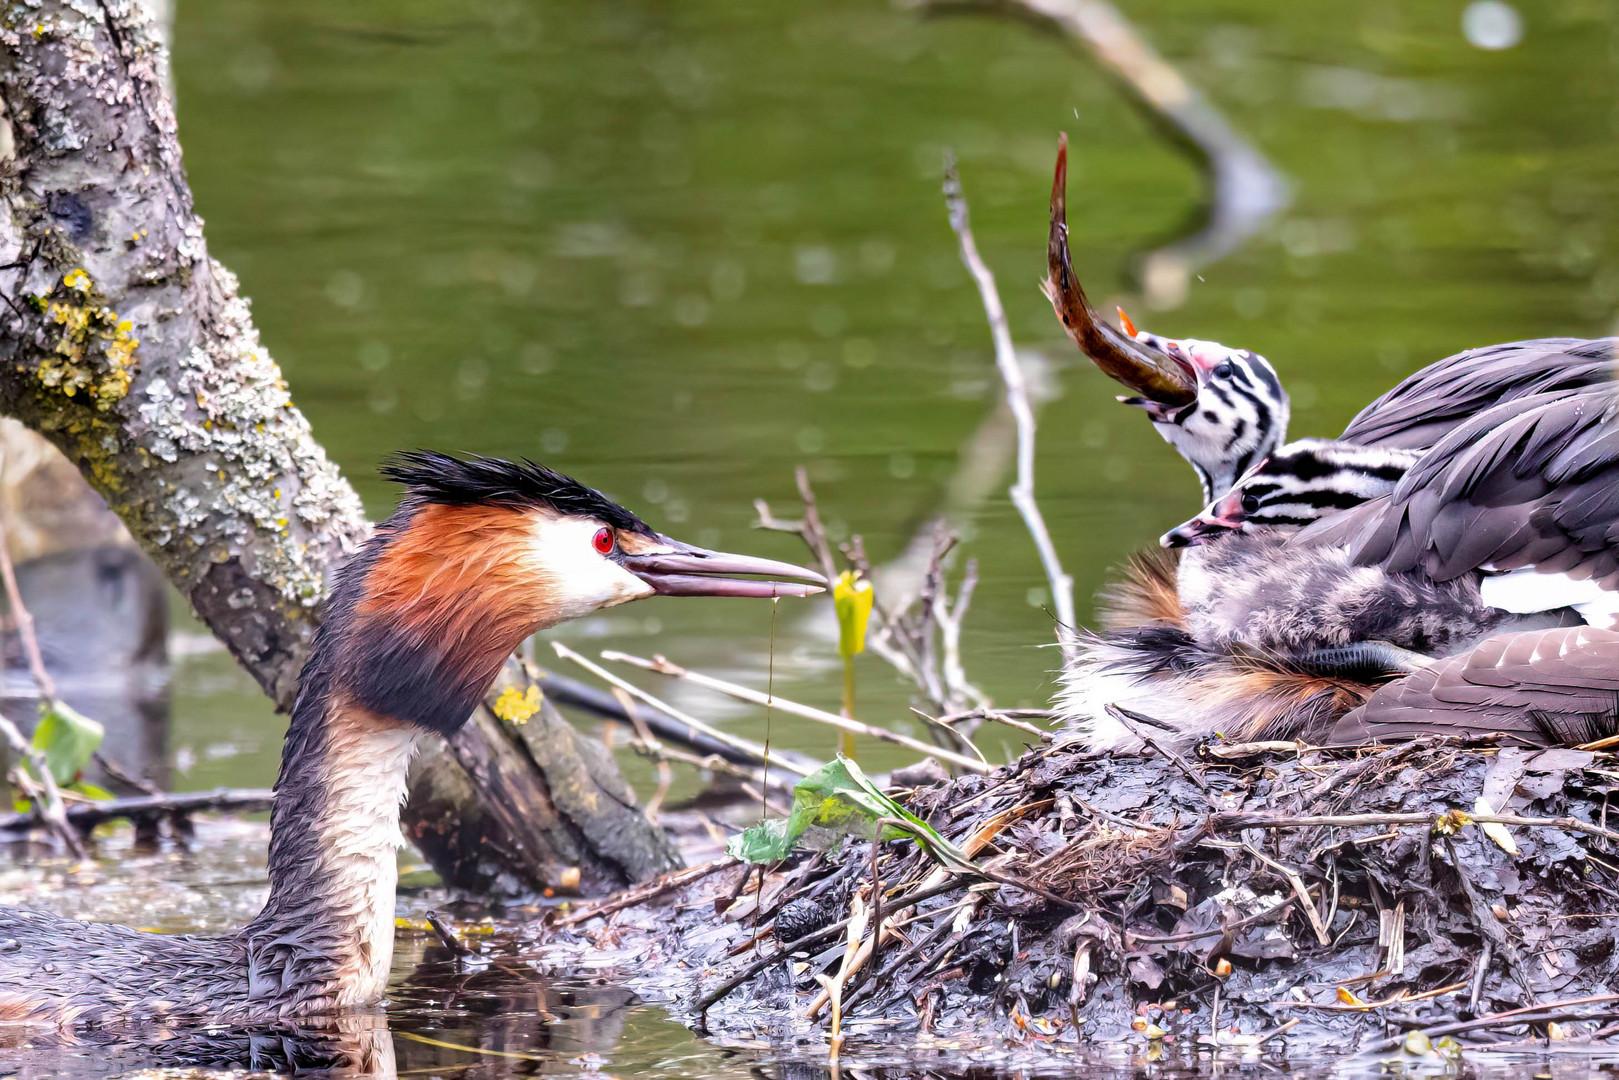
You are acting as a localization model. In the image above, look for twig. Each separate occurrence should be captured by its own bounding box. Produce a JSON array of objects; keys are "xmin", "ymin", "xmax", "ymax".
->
[
  {"xmin": 942, "ymin": 152, "xmax": 1079, "ymax": 667},
  {"xmin": 601, "ymin": 650, "xmax": 993, "ymax": 775},
  {"xmin": 550, "ymin": 643, "xmax": 812, "ymax": 777},
  {"xmin": 1209, "ymin": 810, "xmax": 1619, "ymax": 847},
  {"xmin": 935, "ymin": 708, "xmax": 1055, "ymax": 738},
  {"xmin": 552, "ymin": 858, "xmax": 737, "ymax": 928},
  {"xmin": 1443, "ymin": 836, "xmax": 1539, "ymax": 1008},
  {"xmin": 611, "ymin": 688, "xmax": 670, "ymax": 824},
  {"xmin": 1201, "ymin": 740, "xmax": 1308, "ymax": 760},
  {"xmin": 1106, "ymin": 704, "xmax": 1211, "ymax": 795},
  {"xmin": 1359, "ymin": 993, "xmax": 1619, "ymax": 1053},
  {"xmin": 1129, "ymin": 888, "xmax": 1311, "ymax": 946},
  {"xmin": 910, "ymin": 708, "xmax": 988, "ymax": 765},
  {"xmin": 625, "ymin": 738, "xmax": 770, "ymax": 788},
  {"xmin": 0, "ymin": 730, "xmax": 83, "ymax": 860},
  {"xmin": 0, "ymin": 786, "xmax": 275, "ymax": 832},
  {"xmin": 425, "ymin": 911, "xmax": 473, "ymax": 958},
  {"xmin": 94, "ymin": 752, "xmax": 161, "ymax": 796},
  {"xmin": 0, "ymin": 493, "xmax": 85, "ymax": 859},
  {"xmin": 1469, "ymin": 940, "xmax": 1493, "ymax": 1015},
  {"xmin": 0, "ymin": 714, "xmax": 85, "ymax": 860},
  {"xmin": 933, "ymin": 556, "xmax": 987, "ymax": 712},
  {"xmin": 752, "ymin": 466, "xmax": 838, "ymax": 586},
  {"xmin": 694, "ymin": 876, "xmax": 973, "ymax": 1016},
  {"xmin": 0, "ymin": 550, "xmax": 54, "ymax": 705},
  {"xmin": 1241, "ymin": 842, "xmax": 1330, "ymax": 946},
  {"xmin": 527, "ymin": 662, "xmax": 785, "ymax": 767}
]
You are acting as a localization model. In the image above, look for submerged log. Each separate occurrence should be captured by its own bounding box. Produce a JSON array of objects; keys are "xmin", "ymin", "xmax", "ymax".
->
[
  {"xmin": 405, "ymin": 660, "xmax": 680, "ymax": 897},
  {"xmin": 532, "ymin": 740, "xmax": 1619, "ymax": 1055},
  {"xmin": 0, "ymin": 0, "xmax": 672, "ymax": 895}
]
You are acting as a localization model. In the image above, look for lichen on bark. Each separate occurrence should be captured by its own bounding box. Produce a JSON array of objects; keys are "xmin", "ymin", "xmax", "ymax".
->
[{"xmin": 0, "ymin": 0, "xmax": 367, "ymax": 706}]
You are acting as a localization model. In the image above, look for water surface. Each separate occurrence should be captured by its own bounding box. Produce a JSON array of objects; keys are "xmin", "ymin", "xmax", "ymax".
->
[{"xmin": 10, "ymin": 0, "xmax": 1619, "ymax": 1074}]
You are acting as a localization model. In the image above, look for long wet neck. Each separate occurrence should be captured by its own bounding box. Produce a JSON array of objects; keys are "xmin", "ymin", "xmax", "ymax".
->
[
  {"xmin": 241, "ymin": 695, "xmax": 419, "ymax": 1012},
  {"xmin": 236, "ymin": 501, "xmax": 551, "ymax": 1012}
]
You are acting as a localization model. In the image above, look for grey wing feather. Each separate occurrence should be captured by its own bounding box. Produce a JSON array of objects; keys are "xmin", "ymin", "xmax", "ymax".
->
[
  {"xmin": 1341, "ymin": 337, "xmax": 1616, "ymax": 450},
  {"xmin": 1299, "ymin": 384, "xmax": 1619, "ymax": 584},
  {"xmin": 1330, "ymin": 626, "xmax": 1619, "ymax": 745}
]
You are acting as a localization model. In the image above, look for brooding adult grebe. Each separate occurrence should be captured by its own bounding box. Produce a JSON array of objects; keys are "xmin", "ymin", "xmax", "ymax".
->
[
  {"xmin": 1059, "ymin": 385, "xmax": 1619, "ymax": 749},
  {"xmin": 0, "ymin": 451, "xmax": 823, "ymax": 1025},
  {"xmin": 1043, "ymin": 136, "xmax": 1619, "ymax": 750}
]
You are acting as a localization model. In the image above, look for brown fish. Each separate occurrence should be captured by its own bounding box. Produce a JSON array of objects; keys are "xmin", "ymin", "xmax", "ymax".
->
[{"xmin": 1040, "ymin": 132, "xmax": 1197, "ymax": 408}]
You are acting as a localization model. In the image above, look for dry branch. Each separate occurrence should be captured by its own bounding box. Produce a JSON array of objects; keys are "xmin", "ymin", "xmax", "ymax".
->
[
  {"xmin": 552, "ymin": 642, "xmax": 810, "ymax": 777},
  {"xmin": 942, "ymin": 155, "xmax": 1080, "ymax": 667},
  {"xmin": 600, "ymin": 649, "xmax": 993, "ymax": 775}
]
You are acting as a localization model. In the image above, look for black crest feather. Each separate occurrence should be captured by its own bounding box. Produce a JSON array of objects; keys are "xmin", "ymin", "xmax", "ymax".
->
[{"xmin": 380, "ymin": 450, "xmax": 652, "ymax": 534}]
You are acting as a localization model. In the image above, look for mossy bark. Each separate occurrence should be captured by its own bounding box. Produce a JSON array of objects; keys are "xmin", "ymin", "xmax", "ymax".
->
[{"xmin": 0, "ymin": 0, "xmax": 675, "ymax": 896}]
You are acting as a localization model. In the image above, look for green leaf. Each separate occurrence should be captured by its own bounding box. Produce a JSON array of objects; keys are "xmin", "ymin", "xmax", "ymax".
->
[
  {"xmin": 30, "ymin": 701, "xmax": 104, "ymax": 787},
  {"xmin": 726, "ymin": 816, "xmax": 797, "ymax": 864},
  {"xmin": 727, "ymin": 757, "xmax": 965, "ymax": 866}
]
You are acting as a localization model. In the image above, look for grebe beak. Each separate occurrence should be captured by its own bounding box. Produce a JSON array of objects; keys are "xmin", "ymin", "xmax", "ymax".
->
[{"xmin": 622, "ymin": 538, "xmax": 826, "ymax": 598}]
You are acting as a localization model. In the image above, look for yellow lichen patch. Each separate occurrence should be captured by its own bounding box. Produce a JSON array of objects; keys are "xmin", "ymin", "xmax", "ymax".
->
[
  {"xmin": 492, "ymin": 685, "xmax": 543, "ymax": 725},
  {"xmin": 33, "ymin": 271, "xmax": 138, "ymax": 412}
]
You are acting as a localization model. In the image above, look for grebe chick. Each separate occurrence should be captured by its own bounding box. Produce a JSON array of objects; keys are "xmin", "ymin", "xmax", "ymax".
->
[{"xmin": 0, "ymin": 452, "xmax": 823, "ymax": 1026}]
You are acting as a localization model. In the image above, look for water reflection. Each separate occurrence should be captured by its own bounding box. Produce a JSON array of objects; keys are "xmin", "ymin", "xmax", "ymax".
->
[{"xmin": 5, "ymin": 937, "xmax": 1619, "ymax": 1078}]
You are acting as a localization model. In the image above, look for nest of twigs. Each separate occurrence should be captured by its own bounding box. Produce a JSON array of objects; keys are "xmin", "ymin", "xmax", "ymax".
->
[{"xmin": 540, "ymin": 736, "xmax": 1619, "ymax": 1056}]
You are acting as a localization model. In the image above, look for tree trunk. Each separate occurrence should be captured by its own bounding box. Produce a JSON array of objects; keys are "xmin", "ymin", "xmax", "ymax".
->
[{"xmin": 0, "ymin": 0, "xmax": 676, "ymax": 894}]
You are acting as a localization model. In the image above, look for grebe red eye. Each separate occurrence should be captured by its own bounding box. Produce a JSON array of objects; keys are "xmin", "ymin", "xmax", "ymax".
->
[{"xmin": 592, "ymin": 527, "xmax": 614, "ymax": 555}]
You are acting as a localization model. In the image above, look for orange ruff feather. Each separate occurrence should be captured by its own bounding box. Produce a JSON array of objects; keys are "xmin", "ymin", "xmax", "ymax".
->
[
  {"xmin": 1097, "ymin": 548, "xmax": 1184, "ymax": 630},
  {"xmin": 358, "ymin": 503, "xmax": 548, "ymax": 690}
]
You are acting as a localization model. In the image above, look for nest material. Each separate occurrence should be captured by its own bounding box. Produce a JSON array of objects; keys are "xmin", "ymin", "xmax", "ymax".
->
[{"xmin": 540, "ymin": 738, "xmax": 1619, "ymax": 1056}]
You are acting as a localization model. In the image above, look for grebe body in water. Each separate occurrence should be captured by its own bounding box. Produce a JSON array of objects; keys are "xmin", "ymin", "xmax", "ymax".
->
[{"xmin": 0, "ymin": 452, "xmax": 822, "ymax": 1025}]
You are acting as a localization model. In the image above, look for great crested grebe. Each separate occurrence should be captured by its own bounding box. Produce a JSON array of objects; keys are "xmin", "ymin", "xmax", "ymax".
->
[
  {"xmin": 1059, "ymin": 383, "xmax": 1619, "ymax": 749},
  {"xmin": 0, "ymin": 451, "xmax": 823, "ymax": 1026},
  {"xmin": 1041, "ymin": 135, "xmax": 1619, "ymax": 750}
]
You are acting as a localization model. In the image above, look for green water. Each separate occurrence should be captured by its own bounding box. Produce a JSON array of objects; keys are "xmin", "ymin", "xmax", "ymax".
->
[
  {"xmin": 19, "ymin": 0, "xmax": 1619, "ymax": 1073},
  {"xmin": 164, "ymin": 0, "xmax": 1619, "ymax": 791}
]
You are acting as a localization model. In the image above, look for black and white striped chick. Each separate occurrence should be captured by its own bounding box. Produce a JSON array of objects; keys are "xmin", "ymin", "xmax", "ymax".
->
[
  {"xmin": 1133, "ymin": 335, "xmax": 1615, "ymax": 511},
  {"xmin": 1120, "ymin": 328, "xmax": 1291, "ymax": 505},
  {"xmin": 1160, "ymin": 439, "xmax": 1419, "ymax": 548}
]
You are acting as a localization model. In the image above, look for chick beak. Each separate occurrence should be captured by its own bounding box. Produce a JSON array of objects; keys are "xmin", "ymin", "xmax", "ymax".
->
[
  {"xmin": 1160, "ymin": 510, "xmax": 1241, "ymax": 549},
  {"xmin": 1117, "ymin": 394, "xmax": 1193, "ymax": 424},
  {"xmin": 622, "ymin": 538, "xmax": 826, "ymax": 598}
]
